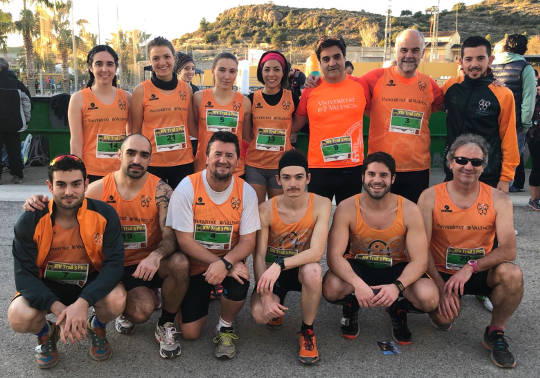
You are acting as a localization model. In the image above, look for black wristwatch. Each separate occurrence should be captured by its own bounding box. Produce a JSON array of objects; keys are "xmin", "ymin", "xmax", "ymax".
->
[
  {"xmin": 393, "ymin": 280, "xmax": 405, "ymax": 294},
  {"xmin": 221, "ymin": 257, "xmax": 233, "ymax": 271},
  {"xmin": 274, "ymin": 257, "xmax": 286, "ymax": 270}
]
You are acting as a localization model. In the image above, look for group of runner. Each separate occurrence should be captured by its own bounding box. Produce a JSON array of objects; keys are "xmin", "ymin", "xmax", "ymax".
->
[{"xmin": 8, "ymin": 29, "xmax": 524, "ymax": 370}]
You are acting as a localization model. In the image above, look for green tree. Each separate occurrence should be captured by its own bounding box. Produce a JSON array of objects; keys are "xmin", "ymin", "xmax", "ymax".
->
[
  {"xmin": 452, "ymin": 2, "xmax": 466, "ymax": 12},
  {"xmin": 0, "ymin": 9, "xmax": 13, "ymax": 52},
  {"xmin": 200, "ymin": 18, "xmax": 209, "ymax": 33},
  {"xmin": 400, "ymin": 10, "xmax": 412, "ymax": 16}
]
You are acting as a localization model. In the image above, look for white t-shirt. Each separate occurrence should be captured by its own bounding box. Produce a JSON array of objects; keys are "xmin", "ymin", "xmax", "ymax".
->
[{"xmin": 167, "ymin": 170, "xmax": 260, "ymax": 235}]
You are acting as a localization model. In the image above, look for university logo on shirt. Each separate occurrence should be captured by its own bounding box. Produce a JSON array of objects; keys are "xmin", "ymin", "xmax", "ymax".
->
[
  {"xmin": 232, "ymin": 101, "xmax": 241, "ymax": 111},
  {"xmin": 418, "ymin": 81, "xmax": 427, "ymax": 92},
  {"xmin": 179, "ymin": 91, "xmax": 187, "ymax": 101},
  {"xmin": 282, "ymin": 100, "xmax": 291, "ymax": 110},
  {"xmin": 230, "ymin": 197, "xmax": 241, "ymax": 210},
  {"xmin": 141, "ymin": 195, "xmax": 151, "ymax": 208},
  {"xmin": 477, "ymin": 203, "xmax": 489, "ymax": 215},
  {"xmin": 118, "ymin": 99, "xmax": 127, "ymax": 111},
  {"xmin": 477, "ymin": 99, "xmax": 491, "ymax": 115}
]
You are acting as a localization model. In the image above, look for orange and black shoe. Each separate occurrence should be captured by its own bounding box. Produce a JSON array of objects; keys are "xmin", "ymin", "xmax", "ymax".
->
[
  {"xmin": 298, "ymin": 328, "xmax": 319, "ymax": 364},
  {"xmin": 35, "ymin": 321, "xmax": 59, "ymax": 369},
  {"xmin": 266, "ymin": 316, "xmax": 283, "ymax": 329},
  {"xmin": 387, "ymin": 301, "xmax": 412, "ymax": 345}
]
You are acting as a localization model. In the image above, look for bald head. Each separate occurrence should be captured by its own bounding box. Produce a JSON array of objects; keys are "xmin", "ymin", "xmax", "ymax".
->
[
  {"xmin": 121, "ymin": 133, "xmax": 152, "ymax": 154},
  {"xmin": 119, "ymin": 134, "xmax": 152, "ymax": 179},
  {"xmin": 395, "ymin": 29, "xmax": 425, "ymax": 78}
]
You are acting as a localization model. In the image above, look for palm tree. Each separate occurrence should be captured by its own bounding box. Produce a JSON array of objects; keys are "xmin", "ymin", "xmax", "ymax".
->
[
  {"xmin": 52, "ymin": 0, "xmax": 72, "ymax": 92},
  {"xmin": 0, "ymin": 9, "xmax": 13, "ymax": 53}
]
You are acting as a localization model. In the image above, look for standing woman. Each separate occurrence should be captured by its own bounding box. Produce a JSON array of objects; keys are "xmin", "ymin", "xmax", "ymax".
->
[
  {"xmin": 69, "ymin": 45, "xmax": 130, "ymax": 182},
  {"xmin": 175, "ymin": 52, "xmax": 199, "ymax": 93},
  {"xmin": 132, "ymin": 37, "xmax": 194, "ymax": 190},
  {"xmin": 245, "ymin": 50, "xmax": 295, "ymax": 203},
  {"xmin": 192, "ymin": 52, "xmax": 251, "ymax": 176}
]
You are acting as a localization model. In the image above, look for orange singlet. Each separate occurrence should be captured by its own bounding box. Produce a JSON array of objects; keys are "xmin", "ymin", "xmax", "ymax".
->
[
  {"xmin": 42, "ymin": 223, "xmax": 94, "ymax": 287},
  {"xmin": 345, "ymin": 195, "xmax": 409, "ymax": 268},
  {"xmin": 265, "ymin": 193, "xmax": 315, "ymax": 263},
  {"xmin": 364, "ymin": 66, "xmax": 443, "ymax": 172},
  {"xmin": 246, "ymin": 90, "xmax": 294, "ymax": 169},
  {"xmin": 194, "ymin": 89, "xmax": 245, "ymax": 175},
  {"xmin": 141, "ymin": 79, "xmax": 193, "ymax": 167},
  {"xmin": 102, "ymin": 172, "xmax": 162, "ymax": 267},
  {"xmin": 430, "ymin": 182, "xmax": 496, "ymax": 275},
  {"xmin": 189, "ymin": 171, "xmax": 244, "ymax": 275},
  {"xmin": 81, "ymin": 87, "xmax": 128, "ymax": 176}
]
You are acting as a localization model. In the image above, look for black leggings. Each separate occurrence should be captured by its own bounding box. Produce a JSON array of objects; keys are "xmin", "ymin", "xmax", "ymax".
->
[{"xmin": 528, "ymin": 138, "xmax": 540, "ymax": 187}]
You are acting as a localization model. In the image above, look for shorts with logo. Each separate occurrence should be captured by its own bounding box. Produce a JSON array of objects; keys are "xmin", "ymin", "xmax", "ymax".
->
[
  {"xmin": 245, "ymin": 164, "xmax": 281, "ymax": 189},
  {"xmin": 122, "ymin": 264, "xmax": 164, "ymax": 292},
  {"xmin": 439, "ymin": 270, "xmax": 492, "ymax": 296},
  {"xmin": 347, "ymin": 260, "xmax": 407, "ymax": 286},
  {"xmin": 181, "ymin": 274, "xmax": 250, "ymax": 323}
]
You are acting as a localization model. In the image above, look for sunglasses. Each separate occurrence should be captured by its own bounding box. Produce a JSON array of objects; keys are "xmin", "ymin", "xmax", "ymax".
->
[
  {"xmin": 454, "ymin": 156, "xmax": 484, "ymax": 167},
  {"xmin": 50, "ymin": 154, "xmax": 82, "ymax": 166}
]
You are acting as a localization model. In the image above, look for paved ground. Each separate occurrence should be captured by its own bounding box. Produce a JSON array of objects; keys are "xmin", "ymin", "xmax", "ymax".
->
[{"xmin": 0, "ymin": 167, "xmax": 538, "ymax": 377}]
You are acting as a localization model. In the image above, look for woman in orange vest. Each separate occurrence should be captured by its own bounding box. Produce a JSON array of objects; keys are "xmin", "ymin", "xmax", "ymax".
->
[
  {"xmin": 68, "ymin": 45, "xmax": 130, "ymax": 183},
  {"xmin": 131, "ymin": 37, "xmax": 194, "ymax": 190},
  {"xmin": 192, "ymin": 52, "xmax": 251, "ymax": 177},
  {"xmin": 245, "ymin": 51, "xmax": 295, "ymax": 203}
]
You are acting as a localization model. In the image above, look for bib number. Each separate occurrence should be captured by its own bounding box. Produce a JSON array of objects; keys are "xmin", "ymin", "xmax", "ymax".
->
[
  {"xmin": 96, "ymin": 134, "xmax": 125, "ymax": 158},
  {"xmin": 256, "ymin": 128, "xmax": 286, "ymax": 151},
  {"xmin": 44, "ymin": 261, "xmax": 89, "ymax": 287},
  {"xmin": 389, "ymin": 109, "xmax": 423, "ymax": 135},
  {"xmin": 320, "ymin": 136, "xmax": 352, "ymax": 162},
  {"xmin": 265, "ymin": 246, "xmax": 297, "ymax": 263},
  {"xmin": 154, "ymin": 126, "xmax": 187, "ymax": 152},
  {"xmin": 354, "ymin": 254, "xmax": 392, "ymax": 269},
  {"xmin": 206, "ymin": 110, "xmax": 239, "ymax": 133},
  {"xmin": 122, "ymin": 224, "xmax": 148, "ymax": 249},
  {"xmin": 446, "ymin": 247, "xmax": 485, "ymax": 271},
  {"xmin": 194, "ymin": 224, "xmax": 233, "ymax": 250}
]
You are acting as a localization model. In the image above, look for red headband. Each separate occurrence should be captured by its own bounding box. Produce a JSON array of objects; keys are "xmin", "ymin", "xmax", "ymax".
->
[{"xmin": 260, "ymin": 52, "xmax": 286, "ymax": 71}]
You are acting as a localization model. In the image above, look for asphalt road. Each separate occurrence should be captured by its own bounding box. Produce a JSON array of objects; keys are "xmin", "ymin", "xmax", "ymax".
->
[{"xmin": 0, "ymin": 168, "xmax": 538, "ymax": 377}]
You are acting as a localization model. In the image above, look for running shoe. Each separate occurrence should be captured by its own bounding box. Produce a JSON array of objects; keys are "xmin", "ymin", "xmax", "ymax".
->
[
  {"xmin": 35, "ymin": 321, "xmax": 59, "ymax": 369},
  {"xmin": 87, "ymin": 315, "xmax": 112, "ymax": 361},
  {"xmin": 340, "ymin": 303, "xmax": 359, "ymax": 339},
  {"xmin": 387, "ymin": 301, "xmax": 412, "ymax": 345},
  {"xmin": 476, "ymin": 295, "xmax": 494, "ymax": 312},
  {"xmin": 155, "ymin": 322, "xmax": 182, "ymax": 359},
  {"xmin": 266, "ymin": 316, "xmax": 283, "ymax": 329},
  {"xmin": 213, "ymin": 326, "xmax": 239, "ymax": 359},
  {"xmin": 115, "ymin": 315, "xmax": 135, "ymax": 334},
  {"xmin": 528, "ymin": 199, "xmax": 540, "ymax": 211},
  {"xmin": 482, "ymin": 327, "xmax": 516, "ymax": 368},
  {"xmin": 298, "ymin": 328, "xmax": 320, "ymax": 364}
]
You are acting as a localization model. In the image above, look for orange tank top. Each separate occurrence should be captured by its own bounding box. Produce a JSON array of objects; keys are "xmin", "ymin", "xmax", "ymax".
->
[
  {"xmin": 246, "ymin": 90, "xmax": 294, "ymax": 169},
  {"xmin": 431, "ymin": 182, "xmax": 496, "ymax": 275},
  {"xmin": 194, "ymin": 89, "xmax": 245, "ymax": 175},
  {"xmin": 189, "ymin": 171, "xmax": 244, "ymax": 276},
  {"xmin": 43, "ymin": 223, "xmax": 94, "ymax": 287},
  {"xmin": 141, "ymin": 80, "xmax": 193, "ymax": 167},
  {"xmin": 367, "ymin": 66, "xmax": 436, "ymax": 172},
  {"xmin": 81, "ymin": 87, "xmax": 128, "ymax": 176},
  {"xmin": 265, "ymin": 193, "xmax": 315, "ymax": 263},
  {"xmin": 305, "ymin": 77, "xmax": 366, "ymax": 168},
  {"xmin": 102, "ymin": 172, "xmax": 162, "ymax": 266},
  {"xmin": 346, "ymin": 195, "xmax": 409, "ymax": 268}
]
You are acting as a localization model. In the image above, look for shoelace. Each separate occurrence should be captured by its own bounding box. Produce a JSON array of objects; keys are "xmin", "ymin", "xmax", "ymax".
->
[
  {"xmin": 90, "ymin": 328, "xmax": 106, "ymax": 348},
  {"xmin": 302, "ymin": 330, "xmax": 314, "ymax": 351},
  {"xmin": 213, "ymin": 331, "xmax": 239, "ymax": 346},
  {"xmin": 163, "ymin": 326, "xmax": 176, "ymax": 346},
  {"xmin": 493, "ymin": 332, "xmax": 510, "ymax": 351}
]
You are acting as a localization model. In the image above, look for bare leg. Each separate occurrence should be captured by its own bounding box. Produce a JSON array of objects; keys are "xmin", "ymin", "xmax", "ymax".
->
[
  {"xmin": 94, "ymin": 284, "xmax": 126, "ymax": 323},
  {"xmin": 298, "ymin": 263, "xmax": 322, "ymax": 325},
  {"xmin": 403, "ymin": 277, "xmax": 439, "ymax": 313},
  {"xmin": 159, "ymin": 253, "xmax": 190, "ymax": 314},
  {"xmin": 8, "ymin": 296, "xmax": 47, "ymax": 334},
  {"xmin": 322, "ymin": 270, "xmax": 354, "ymax": 302},
  {"xmin": 124, "ymin": 286, "xmax": 155, "ymax": 323},
  {"xmin": 487, "ymin": 263, "xmax": 523, "ymax": 328}
]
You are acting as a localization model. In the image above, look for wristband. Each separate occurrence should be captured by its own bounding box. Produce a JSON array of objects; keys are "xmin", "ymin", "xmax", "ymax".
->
[
  {"xmin": 467, "ymin": 259, "xmax": 479, "ymax": 273},
  {"xmin": 393, "ymin": 280, "xmax": 405, "ymax": 294}
]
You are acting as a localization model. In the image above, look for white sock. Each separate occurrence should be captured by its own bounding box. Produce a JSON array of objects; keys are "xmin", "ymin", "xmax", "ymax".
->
[{"xmin": 216, "ymin": 316, "xmax": 232, "ymax": 332}]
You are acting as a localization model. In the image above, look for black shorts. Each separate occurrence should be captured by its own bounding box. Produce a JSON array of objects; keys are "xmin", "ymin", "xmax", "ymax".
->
[
  {"xmin": 309, "ymin": 165, "xmax": 363, "ymax": 205},
  {"xmin": 347, "ymin": 260, "xmax": 407, "ymax": 286},
  {"xmin": 42, "ymin": 272, "xmax": 99, "ymax": 306},
  {"xmin": 147, "ymin": 162, "xmax": 194, "ymax": 191},
  {"xmin": 272, "ymin": 268, "xmax": 302, "ymax": 299},
  {"xmin": 439, "ymin": 270, "xmax": 492, "ymax": 296},
  {"xmin": 392, "ymin": 169, "xmax": 429, "ymax": 203},
  {"xmin": 181, "ymin": 274, "xmax": 250, "ymax": 323},
  {"xmin": 122, "ymin": 264, "xmax": 163, "ymax": 292}
]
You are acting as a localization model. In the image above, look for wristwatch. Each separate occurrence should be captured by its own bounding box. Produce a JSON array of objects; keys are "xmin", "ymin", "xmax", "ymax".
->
[
  {"xmin": 274, "ymin": 257, "xmax": 286, "ymax": 271},
  {"xmin": 221, "ymin": 257, "xmax": 233, "ymax": 271},
  {"xmin": 393, "ymin": 280, "xmax": 405, "ymax": 294},
  {"xmin": 467, "ymin": 259, "xmax": 479, "ymax": 273}
]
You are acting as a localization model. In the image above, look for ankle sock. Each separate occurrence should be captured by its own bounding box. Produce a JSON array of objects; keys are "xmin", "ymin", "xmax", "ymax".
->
[
  {"xmin": 216, "ymin": 317, "xmax": 232, "ymax": 332},
  {"xmin": 301, "ymin": 322, "xmax": 313, "ymax": 332},
  {"xmin": 92, "ymin": 315, "xmax": 106, "ymax": 329},
  {"xmin": 36, "ymin": 321, "xmax": 50, "ymax": 337},
  {"xmin": 488, "ymin": 325, "xmax": 504, "ymax": 334}
]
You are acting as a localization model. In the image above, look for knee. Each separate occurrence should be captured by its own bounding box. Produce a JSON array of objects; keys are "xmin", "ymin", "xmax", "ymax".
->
[
  {"xmin": 8, "ymin": 300, "xmax": 42, "ymax": 333},
  {"xmin": 322, "ymin": 279, "xmax": 340, "ymax": 302},
  {"xmin": 125, "ymin": 295, "xmax": 154, "ymax": 324},
  {"xmin": 223, "ymin": 278, "xmax": 250, "ymax": 301},
  {"xmin": 409, "ymin": 281, "xmax": 439, "ymax": 312},
  {"xmin": 166, "ymin": 253, "xmax": 190, "ymax": 279},
  {"xmin": 103, "ymin": 285, "xmax": 127, "ymax": 317},
  {"xmin": 299, "ymin": 263, "xmax": 322, "ymax": 288},
  {"xmin": 494, "ymin": 263, "xmax": 523, "ymax": 289}
]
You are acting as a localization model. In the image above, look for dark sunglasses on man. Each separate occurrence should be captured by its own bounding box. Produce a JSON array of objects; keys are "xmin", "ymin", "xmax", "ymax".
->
[{"xmin": 454, "ymin": 156, "xmax": 484, "ymax": 167}]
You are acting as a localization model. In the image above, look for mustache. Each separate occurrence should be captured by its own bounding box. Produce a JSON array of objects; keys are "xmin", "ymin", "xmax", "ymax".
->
[{"xmin": 128, "ymin": 163, "xmax": 144, "ymax": 170}]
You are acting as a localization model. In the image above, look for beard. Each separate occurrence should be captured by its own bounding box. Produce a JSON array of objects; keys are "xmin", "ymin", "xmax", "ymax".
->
[
  {"xmin": 125, "ymin": 164, "xmax": 146, "ymax": 179},
  {"xmin": 55, "ymin": 194, "xmax": 84, "ymax": 210},
  {"xmin": 362, "ymin": 181, "xmax": 391, "ymax": 200}
]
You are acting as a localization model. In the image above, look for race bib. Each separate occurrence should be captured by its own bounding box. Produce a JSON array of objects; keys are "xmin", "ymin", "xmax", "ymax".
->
[
  {"xmin": 389, "ymin": 109, "xmax": 424, "ymax": 135},
  {"xmin": 96, "ymin": 134, "xmax": 125, "ymax": 158},
  {"xmin": 354, "ymin": 254, "xmax": 392, "ymax": 269},
  {"xmin": 256, "ymin": 128, "xmax": 286, "ymax": 151},
  {"xmin": 122, "ymin": 224, "xmax": 148, "ymax": 249},
  {"xmin": 265, "ymin": 246, "xmax": 297, "ymax": 263},
  {"xmin": 206, "ymin": 110, "xmax": 239, "ymax": 133},
  {"xmin": 194, "ymin": 224, "xmax": 233, "ymax": 250},
  {"xmin": 446, "ymin": 247, "xmax": 485, "ymax": 271},
  {"xmin": 44, "ymin": 261, "xmax": 89, "ymax": 287},
  {"xmin": 153, "ymin": 126, "xmax": 187, "ymax": 152},
  {"xmin": 320, "ymin": 136, "xmax": 352, "ymax": 162}
]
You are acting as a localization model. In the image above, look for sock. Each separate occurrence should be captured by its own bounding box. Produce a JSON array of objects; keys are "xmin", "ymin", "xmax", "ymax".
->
[
  {"xmin": 301, "ymin": 322, "xmax": 313, "ymax": 332},
  {"xmin": 36, "ymin": 321, "xmax": 50, "ymax": 337},
  {"xmin": 488, "ymin": 325, "xmax": 504, "ymax": 334},
  {"xmin": 396, "ymin": 298, "xmax": 423, "ymax": 314},
  {"xmin": 92, "ymin": 315, "xmax": 106, "ymax": 329},
  {"xmin": 158, "ymin": 309, "xmax": 176, "ymax": 326},
  {"xmin": 216, "ymin": 317, "xmax": 232, "ymax": 332},
  {"xmin": 342, "ymin": 294, "xmax": 360, "ymax": 315}
]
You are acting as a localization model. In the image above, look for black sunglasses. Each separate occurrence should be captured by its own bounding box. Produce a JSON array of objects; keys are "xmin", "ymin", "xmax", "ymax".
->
[{"xmin": 454, "ymin": 156, "xmax": 484, "ymax": 167}]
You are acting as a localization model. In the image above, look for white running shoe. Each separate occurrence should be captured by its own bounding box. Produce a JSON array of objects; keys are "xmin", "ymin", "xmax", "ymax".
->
[
  {"xmin": 115, "ymin": 315, "xmax": 135, "ymax": 334},
  {"xmin": 155, "ymin": 322, "xmax": 181, "ymax": 359}
]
